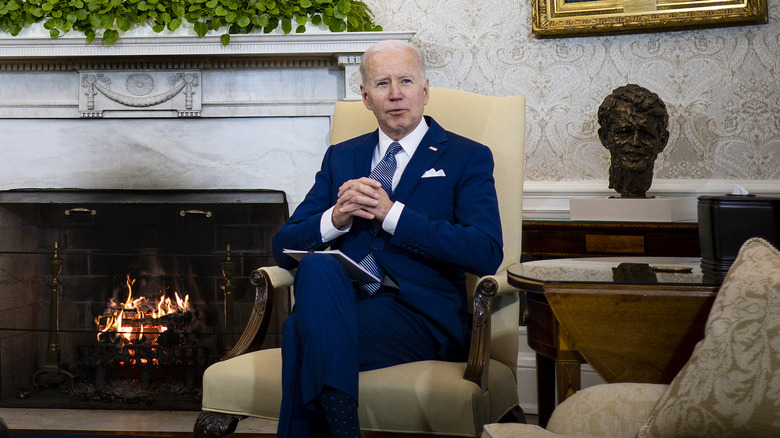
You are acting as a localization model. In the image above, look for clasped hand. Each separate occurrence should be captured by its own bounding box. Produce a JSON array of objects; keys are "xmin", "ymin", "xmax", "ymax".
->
[{"xmin": 332, "ymin": 177, "xmax": 394, "ymax": 229}]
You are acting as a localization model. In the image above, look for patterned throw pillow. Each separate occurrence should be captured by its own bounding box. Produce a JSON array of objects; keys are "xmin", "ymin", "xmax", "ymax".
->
[{"xmin": 637, "ymin": 237, "xmax": 780, "ymax": 438}]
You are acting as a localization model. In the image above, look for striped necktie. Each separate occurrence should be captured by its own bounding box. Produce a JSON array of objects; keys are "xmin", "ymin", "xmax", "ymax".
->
[{"xmin": 355, "ymin": 141, "xmax": 402, "ymax": 297}]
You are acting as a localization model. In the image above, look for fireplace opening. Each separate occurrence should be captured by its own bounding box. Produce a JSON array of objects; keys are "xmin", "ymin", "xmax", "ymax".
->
[{"xmin": 0, "ymin": 189, "xmax": 289, "ymax": 410}]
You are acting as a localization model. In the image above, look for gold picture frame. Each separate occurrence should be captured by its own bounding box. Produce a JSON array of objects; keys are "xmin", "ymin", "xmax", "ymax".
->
[{"xmin": 532, "ymin": 0, "xmax": 768, "ymax": 38}]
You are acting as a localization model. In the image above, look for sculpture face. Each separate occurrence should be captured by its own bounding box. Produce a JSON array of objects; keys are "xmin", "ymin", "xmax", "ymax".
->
[
  {"xmin": 597, "ymin": 84, "xmax": 669, "ymax": 198},
  {"xmin": 604, "ymin": 100, "xmax": 667, "ymax": 174}
]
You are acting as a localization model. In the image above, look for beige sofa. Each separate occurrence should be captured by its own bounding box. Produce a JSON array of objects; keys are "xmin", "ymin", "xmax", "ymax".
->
[{"xmin": 484, "ymin": 237, "xmax": 780, "ymax": 438}]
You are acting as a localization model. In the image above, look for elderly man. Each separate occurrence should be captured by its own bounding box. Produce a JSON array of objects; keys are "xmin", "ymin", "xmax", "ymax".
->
[
  {"xmin": 597, "ymin": 84, "xmax": 670, "ymax": 198},
  {"xmin": 272, "ymin": 40, "xmax": 503, "ymax": 437}
]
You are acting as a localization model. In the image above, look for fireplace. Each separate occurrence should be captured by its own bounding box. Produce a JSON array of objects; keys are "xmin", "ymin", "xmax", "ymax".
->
[
  {"xmin": 0, "ymin": 30, "xmax": 414, "ymax": 411},
  {"xmin": 0, "ymin": 189, "xmax": 288, "ymax": 410}
]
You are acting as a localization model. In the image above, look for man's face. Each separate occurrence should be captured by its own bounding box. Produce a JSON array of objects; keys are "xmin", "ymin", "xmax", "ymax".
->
[
  {"xmin": 360, "ymin": 46, "xmax": 429, "ymax": 141},
  {"xmin": 603, "ymin": 101, "xmax": 668, "ymax": 172}
]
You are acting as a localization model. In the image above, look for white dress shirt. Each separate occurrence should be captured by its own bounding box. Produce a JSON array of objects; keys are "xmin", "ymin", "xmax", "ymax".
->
[{"xmin": 320, "ymin": 118, "xmax": 430, "ymax": 243}]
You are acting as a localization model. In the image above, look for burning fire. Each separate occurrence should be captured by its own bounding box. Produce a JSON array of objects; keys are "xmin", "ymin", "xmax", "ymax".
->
[{"xmin": 96, "ymin": 275, "xmax": 191, "ymax": 347}]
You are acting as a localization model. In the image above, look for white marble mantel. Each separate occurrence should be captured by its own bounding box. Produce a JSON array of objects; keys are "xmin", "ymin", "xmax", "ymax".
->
[{"xmin": 0, "ymin": 31, "xmax": 413, "ymax": 211}]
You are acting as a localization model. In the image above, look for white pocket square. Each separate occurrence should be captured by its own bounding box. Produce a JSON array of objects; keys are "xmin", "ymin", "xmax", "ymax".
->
[{"xmin": 422, "ymin": 168, "xmax": 446, "ymax": 178}]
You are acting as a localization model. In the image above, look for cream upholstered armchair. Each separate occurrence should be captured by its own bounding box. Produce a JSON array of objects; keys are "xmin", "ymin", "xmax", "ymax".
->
[{"xmin": 194, "ymin": 88, "xmax": 527, "ymax": 437}]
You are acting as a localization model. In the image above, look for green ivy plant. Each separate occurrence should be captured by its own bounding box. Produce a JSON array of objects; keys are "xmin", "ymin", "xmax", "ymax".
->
[{"xmin": 0, "ymin": 0, "xmax": 382, "ymax": 46}]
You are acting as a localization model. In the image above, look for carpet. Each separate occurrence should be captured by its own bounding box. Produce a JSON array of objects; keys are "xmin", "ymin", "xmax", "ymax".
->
[{"xmin": 10, "ymin": 434, "xmax": 179, "ymax": 438}]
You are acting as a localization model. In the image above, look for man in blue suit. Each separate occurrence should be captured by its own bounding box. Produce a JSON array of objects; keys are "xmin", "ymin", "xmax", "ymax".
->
[{"xmin": 272, "ymin": 39, "xmax": 503, "ymax": 438}]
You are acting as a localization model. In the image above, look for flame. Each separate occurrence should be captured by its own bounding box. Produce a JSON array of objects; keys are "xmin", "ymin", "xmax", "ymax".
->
[{"xmin": 96, "ymin": 274, "xmax": 190, "ymax": 346}]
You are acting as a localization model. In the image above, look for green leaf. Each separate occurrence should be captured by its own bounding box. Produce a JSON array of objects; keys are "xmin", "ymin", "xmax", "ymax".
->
[
  {"xmin": 237, "ymin": 15, "xmax": 250, "ymax": 27},
  {"xmin": 220, "ymin": 32, "xmax": 230, "ymax": 45},
  {"xmin": 300, "ymin": 0, "xmax": 312, "ymax": 7},
  {"xmin": 328, "ymin": 18, "xmax": 346, "ymax": 32},
  {"xmin": 103, "ymin": 29, "xmax": 119, "ymax": 45},
  {"xmin": 193, "ymin": 20, "xmax": 209, "ymax": 36},
  {"xmin": 168, "ymin": 17, "xmax": 181, "ymax": 30},
  {"xmin": 264, "ymin": 16, "xmax": 278, "ymax": 32},
  {"xmin": 49, "ymin": 27, "xmax": 60, "ymax": 38},
  {"xmin": 337, "ymin": 0, "xmax": 350, "ymax": 14},
  {"xmin": 117, "ymin": 16, "xmax": 132, "ymax": 30},
  {"xmin": 281, "ymin": 17, "xmax": 291, "ymax": 33},
  {"xmin": 254, "ymin": 14, "xmax": 269, "ymax": 27},
  {"xmin": 100, "ymin": 14, "xmax": 113, "ymax": 28}
]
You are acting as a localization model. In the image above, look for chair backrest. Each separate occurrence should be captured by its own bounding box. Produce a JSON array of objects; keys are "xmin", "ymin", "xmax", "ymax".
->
[{"xmin": 331, "ymin": 88, "xmax": 526, "ymax": 371}]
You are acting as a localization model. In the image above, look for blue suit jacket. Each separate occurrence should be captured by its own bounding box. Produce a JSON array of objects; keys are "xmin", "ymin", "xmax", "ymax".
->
[{"xmin": 272, "ymin": 116, "xmax": 503, "ymax": 360}]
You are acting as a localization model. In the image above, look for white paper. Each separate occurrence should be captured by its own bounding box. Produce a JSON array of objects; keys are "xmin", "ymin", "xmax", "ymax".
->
[
  {"xmin": 731, "ymin": 184, "xmax": 750, "ymax": 195},
  {"xmin": 282, "ymin": 249, "xmax": 380, "ymax": 283}
]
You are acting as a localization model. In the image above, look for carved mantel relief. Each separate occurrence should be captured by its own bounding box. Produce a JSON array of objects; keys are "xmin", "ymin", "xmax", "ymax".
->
[{"xmin": 80, "ymin": 71, "xmax": 201, "ymax": 118}]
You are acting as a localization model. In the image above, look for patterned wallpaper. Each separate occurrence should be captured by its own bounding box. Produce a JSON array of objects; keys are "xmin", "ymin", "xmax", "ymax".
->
[{"xmin": 364, "ymin": 0, "xmax": 780, "ymax": 184}]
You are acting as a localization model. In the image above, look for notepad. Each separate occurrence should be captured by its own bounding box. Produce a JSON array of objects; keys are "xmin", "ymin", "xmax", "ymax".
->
[{"xmin": 282, "ymin": 249, "xmax": 381, "ymax": 283}]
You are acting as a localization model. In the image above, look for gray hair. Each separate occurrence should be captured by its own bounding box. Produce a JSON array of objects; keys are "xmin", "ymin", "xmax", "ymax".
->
[{"xmin": 360, "ymin": 40, "xmax": 427, "ymax": 85}]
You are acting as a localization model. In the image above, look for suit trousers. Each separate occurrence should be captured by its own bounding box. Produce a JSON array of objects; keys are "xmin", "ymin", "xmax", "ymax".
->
[{"xmin": 277, "ymin": 254, "xmax": 439, "ymax": 438}]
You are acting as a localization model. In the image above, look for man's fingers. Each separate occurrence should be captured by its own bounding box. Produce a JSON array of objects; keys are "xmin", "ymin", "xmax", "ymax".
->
[
  {"xmin": 338, "ymin": 178, "xmax": 383, "ymax": 198},
  {"xmin": 340, "ymin": 205, "xmax": 375, "ymax": 220},
  {"xmin": 341, "ymin": 192, "xmax": 380, "ymax": 209}
]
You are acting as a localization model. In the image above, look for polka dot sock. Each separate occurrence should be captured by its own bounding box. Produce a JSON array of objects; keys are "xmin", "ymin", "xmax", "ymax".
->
[{"xmin": 319, "ymin": 386, "xmax": 362, "ymax": 438}]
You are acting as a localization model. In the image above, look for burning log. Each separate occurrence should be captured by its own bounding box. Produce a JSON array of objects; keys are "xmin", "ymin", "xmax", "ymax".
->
[
  {"xmin": 95, "ymin": 274, "xmax": 192, "ymax": 347},
  {"xmin": 98, "ymin": 310, "xmax": 192, "ymax": 329},
  {"xmin": 97, "ymin": 311, "xmax": 192, "ymax": 347}
]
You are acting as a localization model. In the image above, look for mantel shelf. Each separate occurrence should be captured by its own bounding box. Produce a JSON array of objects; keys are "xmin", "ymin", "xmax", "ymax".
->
[{"xmin": 0, "ymin": 30, "xmax": 414, "ymax": 59}]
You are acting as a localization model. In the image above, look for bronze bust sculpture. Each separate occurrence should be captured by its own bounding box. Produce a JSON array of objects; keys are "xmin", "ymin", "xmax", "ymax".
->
[{"xmin": 597, "ymin": 84, "xmax": 669, "ymax": 198}]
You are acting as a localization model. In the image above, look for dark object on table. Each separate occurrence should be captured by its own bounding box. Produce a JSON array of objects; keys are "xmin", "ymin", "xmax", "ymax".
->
[{"xmin": 698, "ymin": 195, "xmax": 780, "ymax": 279}]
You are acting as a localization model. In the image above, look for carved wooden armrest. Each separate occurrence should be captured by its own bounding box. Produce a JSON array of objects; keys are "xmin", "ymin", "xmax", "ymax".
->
[
  {"xmin": 463, "ymin": 270, "xmax": 519, "ymax": 391},
  {"xmin": 221, "ymin": 266, "xmax": 295, "ymax": 360}
]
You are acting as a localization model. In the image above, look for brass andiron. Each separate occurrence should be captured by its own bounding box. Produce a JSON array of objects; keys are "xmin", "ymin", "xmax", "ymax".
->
[
  {"xmin": 221, "ymin": 244, "xmax": 236, "ymax": 355},
  {"xmin": 21, "ymin": 242, "xmax": 78, "ymax": 397}
]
